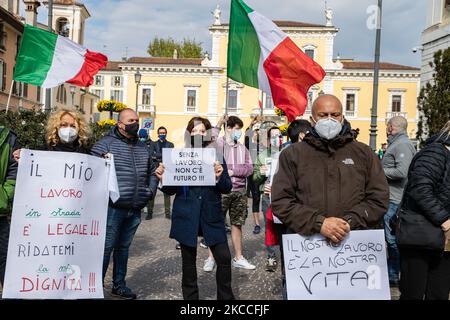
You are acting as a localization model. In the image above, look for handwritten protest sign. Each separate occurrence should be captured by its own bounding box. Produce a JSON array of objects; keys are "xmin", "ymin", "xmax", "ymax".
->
[
  {"xmin": 283, "ymin": 230, "xmax": 390, "ymax": 300},
  {"xmin": 3, "ymin": 150, "xmax": 118, "ymax": 299},
  {"xmin": 162, "ymin": 148, "xmax": 216, "ymax": 186}
]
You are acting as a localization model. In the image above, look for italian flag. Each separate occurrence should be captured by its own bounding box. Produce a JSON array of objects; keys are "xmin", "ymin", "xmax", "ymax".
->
[
  {"xmin": 227, "ymin": 0, "xmax": 326, "ymax": 121},
  {"xmin": 13, "ymin": 25, "xmax": 108, "ymax": 89}
]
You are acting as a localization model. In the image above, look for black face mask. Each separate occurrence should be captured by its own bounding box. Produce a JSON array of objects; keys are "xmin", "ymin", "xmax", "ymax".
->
[
  {"xmin": 190, "ymin": 134, "xmax": 210, "ymax": 148},
  {"xmin": 123, "ymin": 122, "xmax": 139, "ymax": 137}
]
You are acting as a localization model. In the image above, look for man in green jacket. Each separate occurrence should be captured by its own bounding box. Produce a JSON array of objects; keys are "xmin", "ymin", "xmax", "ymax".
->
[{"xmin": 0, "ymin": 126, "xmax": 19, "ymax": 287}]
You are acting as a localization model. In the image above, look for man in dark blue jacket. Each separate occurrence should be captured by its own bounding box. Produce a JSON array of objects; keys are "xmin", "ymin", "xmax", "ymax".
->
[
  {"xmin": 91, "ymin": 109, "xmax": 162, "ymax": 299},
  {"xmin": 146, "ymin": 126, "xmax": 174, "ymax": 220}
]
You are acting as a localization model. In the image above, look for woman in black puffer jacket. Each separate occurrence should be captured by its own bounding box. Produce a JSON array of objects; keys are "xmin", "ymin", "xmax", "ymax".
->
[{"xmin": 398, "ymin": 121, "xmax": 450, "ymax": 300}]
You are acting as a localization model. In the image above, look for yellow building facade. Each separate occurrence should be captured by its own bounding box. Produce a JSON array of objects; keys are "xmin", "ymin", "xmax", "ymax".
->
[{"xmin": 91, "ymin": 15, "xmax": 420, "ymax": 149}]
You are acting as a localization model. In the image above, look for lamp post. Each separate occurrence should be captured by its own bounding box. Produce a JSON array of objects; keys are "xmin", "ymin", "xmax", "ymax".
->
[
  {"xmin": 70, "ymin": 85, "xmax": 76, "ymax": 107},
  {"xmin": 369, "ymin": 0, "xmax": 383, "ymax": 151},
  {"xmin": 134, "ymin": 69, "xmax": 142, "ymax": 113}
]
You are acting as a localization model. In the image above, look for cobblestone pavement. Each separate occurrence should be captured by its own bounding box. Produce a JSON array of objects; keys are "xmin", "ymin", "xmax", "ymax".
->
[
  {"xmin": 103, "ymin": 192, "xmax": 285, "ymax": 300},
  {"xmin": 102, "ymin": 192, "xmax": 401, "ymax": 300},
  {"xmin": 1, "ymin": 192, "xmax": 401, "ymax": 300}
]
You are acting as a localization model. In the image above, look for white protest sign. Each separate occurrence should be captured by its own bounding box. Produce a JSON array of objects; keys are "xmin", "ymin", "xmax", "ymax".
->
[
  {"xmin": 283, "ymin": 230, "xmax": 390, "ymax": 300},
  {"xmin": 162, "ymin": 148, "xmax": 216, "ymax": 186},
  {"xmin": 3, "ymin": 150, "xmax": 115, "ymax": 299}
]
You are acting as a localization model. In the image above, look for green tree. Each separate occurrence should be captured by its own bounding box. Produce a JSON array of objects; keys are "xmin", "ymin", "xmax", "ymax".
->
[
  {"xmin": 417, "ymin": 48, "xmax": 450, "ymax": 146},
  {"xmin": 90, "ymin": 122, "xmax": 112, "ymax": 144},
  {"xmin": 147, "ymin": 37, "xmax": 203, "ymax": 58},
  {"xmin": 180, "ymin": 38, "xmax": 203, "ymax": 59},
  {"xmin": 0, "ymin": 109, "xmax": 48, "ymax": 149}
]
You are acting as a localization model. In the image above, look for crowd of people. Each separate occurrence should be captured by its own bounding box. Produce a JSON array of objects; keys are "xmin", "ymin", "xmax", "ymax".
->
[{"xmin": 0, "ymin": 93, "xmax": 449, "ymax": 300}]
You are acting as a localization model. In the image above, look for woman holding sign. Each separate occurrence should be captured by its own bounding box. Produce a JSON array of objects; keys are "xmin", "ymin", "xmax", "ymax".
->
[{"xmin": 160, "ymin": 117, "xmax": 234, "ymax": 300}]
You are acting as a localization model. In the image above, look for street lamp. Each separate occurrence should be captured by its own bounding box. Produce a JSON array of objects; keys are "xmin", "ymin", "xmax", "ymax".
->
[
  {"xmin": 369, "ymin": 0, "xmax": 383, "ymax": 151},
  {"xmin": 69, "ymin": 85, "xmax": 76, "ymax": 107},
  {"xmin": 134, "ymin": 69, "xmax": 142, "ymax": 112}
]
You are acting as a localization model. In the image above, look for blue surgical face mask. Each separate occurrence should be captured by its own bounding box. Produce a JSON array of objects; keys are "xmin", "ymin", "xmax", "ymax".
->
[
  {"xmin": 139, "ymin": 137, "xmax": 146, "ymax": 142},
  {"xmin": 232, "ymin": 129, "xmax": 242, "ymax": 141},
  {"xmin": 159, "ymin": 134, "xmax": 166, "ymax": 141}
]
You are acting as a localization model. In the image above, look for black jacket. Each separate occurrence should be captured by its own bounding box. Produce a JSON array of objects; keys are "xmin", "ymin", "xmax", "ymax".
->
[
  {"xmin": 401, "ymin": 133, "xmax": 450, "ymax": 226},
  {"xmin": 41, "ymin": 140, "xmax": 90, "ymax": 154},
  {"xmin": 91, "ymin": 127, "xmax": 158, "ymax": 210},
  {"xmin": 151, "ymin": 139, "xmax": 174, "ymax": 163}
]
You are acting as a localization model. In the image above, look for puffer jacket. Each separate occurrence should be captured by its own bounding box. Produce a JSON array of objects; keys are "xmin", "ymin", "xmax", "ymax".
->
[
  {"xmin": 271, "ymin": 121, "xmax": 389, "ymax": 236},
  {"xmin": 0, "ymin": 127, "xmax": 19, "ymax": 217},
  {"xmin": 401, "ymin": 133, "xmax": 450, "ymax": 226},
  {"xmin": 91, "ymin": 127, "xmax": 158, "ymax": 210}
]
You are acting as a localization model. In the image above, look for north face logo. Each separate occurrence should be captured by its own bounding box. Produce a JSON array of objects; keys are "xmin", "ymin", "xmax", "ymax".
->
[{"xmin": 342, "ymin": 158, "xmax": 355, "ymax": 165}]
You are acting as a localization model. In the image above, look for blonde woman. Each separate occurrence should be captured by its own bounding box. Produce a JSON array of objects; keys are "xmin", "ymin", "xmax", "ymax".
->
[{"xmin": 13, "ymin": 109, "xmax": 91, "ymax": 161}]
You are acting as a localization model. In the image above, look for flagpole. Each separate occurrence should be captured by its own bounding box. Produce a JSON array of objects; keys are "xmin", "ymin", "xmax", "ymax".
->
[
  {"xmin": 225, "ymin": 77, "xmax": 229, "ymax": 116},
  {"xmin": 5, "ymin": 80, "xmax": 14, "ymax": 113},
  {"xmin": 369, "ymin": 0, "xmax": 383, "ymax": 151},
  {"xmin": 217, "ymin": 77, "xmax": 229, "ymax": 161},
  {"xmin": 45, "ymin": 0, "xmax": 53, "ymax": 112},
  {"xmin": 260, "ymin": 90, "xmax": 264, "ymax": 118}
]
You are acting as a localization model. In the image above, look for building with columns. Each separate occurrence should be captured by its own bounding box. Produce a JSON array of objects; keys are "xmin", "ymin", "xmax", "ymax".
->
[
  {"xmin": 91, "ymin": 5, "xmax": 420, "ymax": 147},
  {"xmin": 421, "ymin": 0, "xmax": 450, "ymax": 85}
]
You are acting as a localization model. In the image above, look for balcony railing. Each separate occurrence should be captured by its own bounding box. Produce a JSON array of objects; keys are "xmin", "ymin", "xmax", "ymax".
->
[
  {"xmin": 386, "ymin": 111, "xmax": 407, "ymax": 120},
  {"xmin": 137, "ymin": 104, "xmax": 155, "ymax": 113},
  {"xmin": 186, "ymin": 105, "xmax": 197, "ymax": 113},
  {"xmin": 345, "ymin": 110, "xmax": 355, "ymax": 117}
]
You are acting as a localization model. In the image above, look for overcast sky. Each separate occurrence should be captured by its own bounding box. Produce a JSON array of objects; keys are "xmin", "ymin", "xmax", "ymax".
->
[{"xmin": 35, "ymin": 0, "xmax": 427, "ymax": 67}]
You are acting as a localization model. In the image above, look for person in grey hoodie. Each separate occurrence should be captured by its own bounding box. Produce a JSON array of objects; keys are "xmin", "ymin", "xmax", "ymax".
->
[{"xmin": 382, "ymin": 116, "xmax": 416, "ymax": 286}]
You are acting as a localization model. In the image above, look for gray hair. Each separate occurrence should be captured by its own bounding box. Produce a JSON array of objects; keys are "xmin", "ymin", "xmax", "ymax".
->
[{"xmin": 388, "ymin": 116, "xmax": 408, "ymax": 132}]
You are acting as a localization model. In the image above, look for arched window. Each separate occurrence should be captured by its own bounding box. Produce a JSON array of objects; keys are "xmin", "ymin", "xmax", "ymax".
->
[{"xmin": 56, "ymin": 18, "xmax": 70, "ymax": 38}]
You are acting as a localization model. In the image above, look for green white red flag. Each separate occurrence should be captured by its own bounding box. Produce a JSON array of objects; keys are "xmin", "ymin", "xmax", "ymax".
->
[{"xmin": 227, "ymin": 0, "xmax": 326, "ymax": 121}]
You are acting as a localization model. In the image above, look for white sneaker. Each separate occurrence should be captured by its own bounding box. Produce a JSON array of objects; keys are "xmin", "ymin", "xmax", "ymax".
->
[
  {"xmin": 232, "ymin": 256, "xmax": 256, "ymax": 270},
  {"xmin": 203, "ymin": 257, "xmax": 216, "ymax": 272}
]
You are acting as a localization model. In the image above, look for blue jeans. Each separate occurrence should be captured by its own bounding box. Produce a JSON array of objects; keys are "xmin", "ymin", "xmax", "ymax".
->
[
  {"xmin": 384, "ymin": 201, "xmax": 400, "ymax": 282},
  {"xmin": 102, "ymin": 206, "xmax": 141, "ymax": 288}
]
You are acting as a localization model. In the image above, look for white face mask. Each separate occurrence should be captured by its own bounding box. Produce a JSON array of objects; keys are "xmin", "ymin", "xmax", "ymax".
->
[
  {"xmin": 58, "ymin": 127, "xmax": 78, "ymax": 143},
  {"xmin": 312, "ymin": 117, "xmax": 343, "ymax": 140}
]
